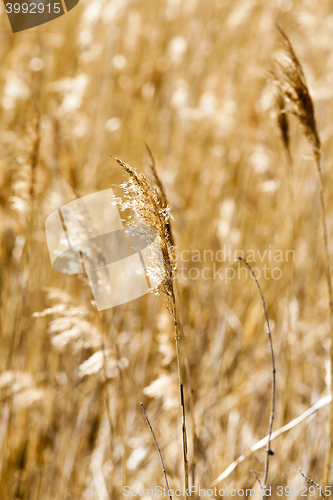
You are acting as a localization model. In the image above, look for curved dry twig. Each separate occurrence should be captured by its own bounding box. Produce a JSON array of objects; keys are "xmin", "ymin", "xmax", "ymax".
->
[
  {"xmin": 272, "ymin": 26, "xmax": 333, "ymax": 483},
  {"xmin": 235, "ymin": 258, "xmax": 276, "ymax": 497},
  {"xmin": 140, "ymin": 403, "xmax": 173, "ymax": 500},
  {"xmin": 300, "ymin": 470, "xmax": 327, "ymax": 500}
]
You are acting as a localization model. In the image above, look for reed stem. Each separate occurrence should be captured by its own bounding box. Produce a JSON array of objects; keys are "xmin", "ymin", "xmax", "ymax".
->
[
  {"xmin": 140, "ymin": 403, "xmax": 173, "ymax": 500},
  {"xmin": 315, "ymin": 156, "xmax": 333, "ymax": 485},
  {"xmin": 237, "ymin": 258, "xmax": 276, "ymax": 497},
  {"xmin": 173, "ymin": 301, "xmax": 189, "ymax": 498}
]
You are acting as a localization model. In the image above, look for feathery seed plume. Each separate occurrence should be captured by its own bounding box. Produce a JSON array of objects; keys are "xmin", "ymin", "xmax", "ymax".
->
[
  {"xmin": 112, "ymin": 157, "xmax": 176, "ymax": 311},
  {"xmin": 272, "ymin": 26, "xmax": 320, "ymax": 162}
]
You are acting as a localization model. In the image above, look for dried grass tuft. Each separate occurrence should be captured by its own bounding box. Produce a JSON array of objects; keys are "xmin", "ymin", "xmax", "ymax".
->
[
  {"xmin": 272, "ymin": 26, "xmax": 320, "ymax": 162},
  {"xmin": 112, "ymin": 156, "xmax": 176, "ymax": 309},
  {"xmin": 113, "ymin": 155, "xmax": 189, "ymax": 495},
  {"xmin": 272, "ymin": 26, "xmax": 333, "ymax": 484}
]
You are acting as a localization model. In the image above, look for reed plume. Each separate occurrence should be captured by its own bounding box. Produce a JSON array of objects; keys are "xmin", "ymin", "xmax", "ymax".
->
[
  {"xmin": 112, "ymin": 156, "xmax": 189, "ymax": 497},
  {"xmin": 272, "ymin": 26, "xmax": 320, "ymax": 161},
  {"xmin": 272, "ymin": 26, "xmax": 333, "ymax": 483}
]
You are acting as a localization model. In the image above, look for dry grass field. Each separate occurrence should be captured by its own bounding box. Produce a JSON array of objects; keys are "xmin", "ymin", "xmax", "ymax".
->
[{"xmin": 1, "ymin": 0, "xmax": 333, "ymax": 498}]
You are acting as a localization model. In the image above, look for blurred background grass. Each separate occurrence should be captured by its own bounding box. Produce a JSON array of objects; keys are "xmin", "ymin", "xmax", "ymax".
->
[{"xmin": 1, "ymin": 0, "xmax": 333, "ymax": 498}]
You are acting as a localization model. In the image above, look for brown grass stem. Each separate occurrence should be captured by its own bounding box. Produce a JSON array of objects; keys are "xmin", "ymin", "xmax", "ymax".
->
[
  {"xmin": 236, "ymin": 258, "xmax": 276, "ymax": 496},
  {"xmin": 140, "ymin": 403, "xmax": 173, "ymax": 500},
  {"xmin": 146, "ymin": 147, "xmax": 191, "ymax": 493},
  {"xmin": 250, "ymin": 469, "xmax": 263, "ymax": 491},
  {"xmin": 300, "ymin": 470, "xmax": 327, "ymax": 500},
  {"xmin": 316, "ymin": 155, "xmax": 333, "ymax": 484},
  {"xmin": 145, "ymin": 148, "xmax": 190, "ymax": 494},
  {"xmin": 101, "ymin": 341, "xmax": 116, "ymax": 497},
  {"xmin": 113, "ymin": 155, "xmax": 189, "ymax": 497},
  {"xmin": 174, "ymin": 270, "xmax": 196, "ymax": 489},
  {"xmin": 272, "ymin": 27, "xmax": 333, "ymax": 482},
  {"xmin": 116, "ymin": 343, "xmax": 128, "ymax": 488},
  {"xmin": 173, "ymin": 303, "xmax": 189, "ymax": 498}
]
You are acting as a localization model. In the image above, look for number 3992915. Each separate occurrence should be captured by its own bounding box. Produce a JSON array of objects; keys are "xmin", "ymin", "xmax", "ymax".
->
[{"xmin": 5, "ymin": 3, "xmax": 62, "ymax": 14}]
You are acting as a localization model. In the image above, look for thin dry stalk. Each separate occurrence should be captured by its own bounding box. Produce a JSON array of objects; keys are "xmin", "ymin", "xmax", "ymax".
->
[
  {"xmin": 181, "ymin": 313, "xmax": 197, "ymax": 488},
  {"xmin": 236, "ymin": 258, "xmax": 276, "ymax": 497},
  {"xmin": 145, "ymin": 143, "xmax": 175, "ymax": 249},
  {"xmin": 113, "ymin": 156, "xmax": 189, "ymax": 497},
  {"xmin": 272, "ymin": 27, "xmax": 333, "ymax": 483},
  {"xmin": 316, "ymin": 157, "xmax": 333, "ymax": 484},
  {"xmin": 145, "ymin": 144, "xmax": 167, "ymax": 208},
  {"xmin": 140, "ymin": 403, "xmax": 173, "ymax": 500},
  {"xmin": 173, "ymin": 304, "xmax": 189, "ymax": 497},
  {"xmin": 250, "ymin": 469, "xmax": 263, "ymax": 491},
  {"xmin": 145, "ymin": 146, "xmax": 195, "ymax": 488},
  {"xmin": 300, "ymin": 470, "xmax": 327, "ymax": 500},
  {"xmin": 116, "ymin": 343, "xmax": 127, "ymax": 487},
  {"xmin": 101, "ymin": 341, "xmax": 116, "ymax": 497}
]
